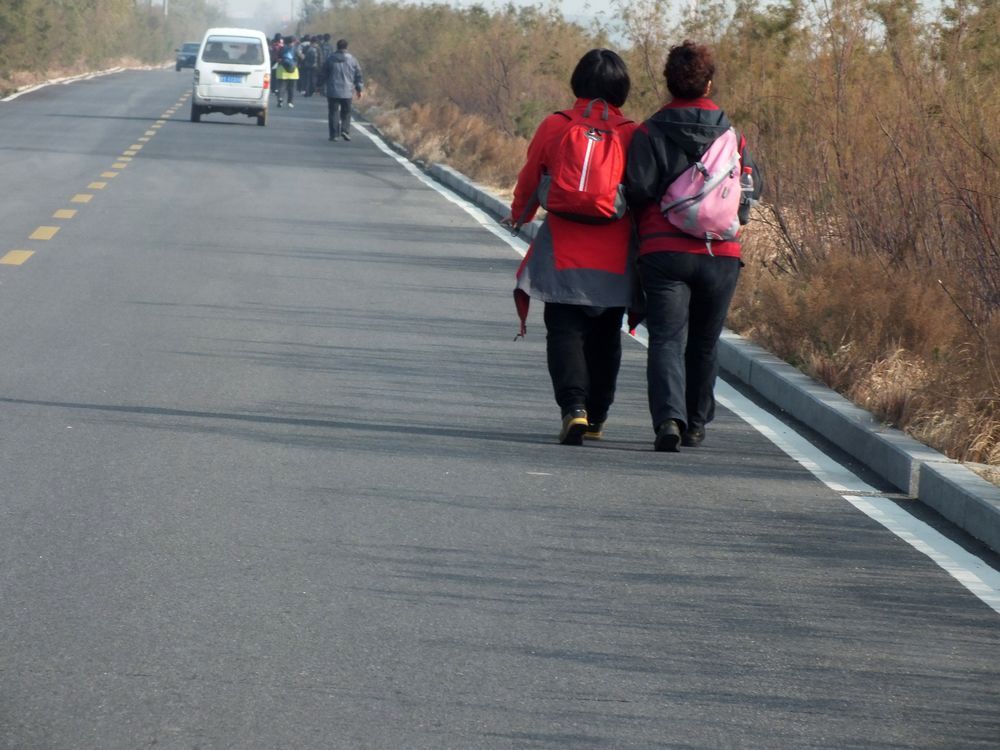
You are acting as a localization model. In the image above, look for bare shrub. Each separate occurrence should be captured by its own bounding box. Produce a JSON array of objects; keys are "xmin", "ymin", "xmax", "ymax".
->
[
  {"xmin": 373, "ymin": 102, "xmax": 528, "ymax": 191},
  {"xmin": 0, "ymin": 0, "xmax": 222, "ymax": 93}
]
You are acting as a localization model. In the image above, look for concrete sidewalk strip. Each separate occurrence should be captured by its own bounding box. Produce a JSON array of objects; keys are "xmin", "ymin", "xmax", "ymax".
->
[{"xmin": 412, "ymin": 144, "xmax": 1000, "ymax": 555}]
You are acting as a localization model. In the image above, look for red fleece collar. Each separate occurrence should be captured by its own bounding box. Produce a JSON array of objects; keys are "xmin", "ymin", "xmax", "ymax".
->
[{"xmin": 663, "ymin": 97, "xmax": 719, "ymax": 110}]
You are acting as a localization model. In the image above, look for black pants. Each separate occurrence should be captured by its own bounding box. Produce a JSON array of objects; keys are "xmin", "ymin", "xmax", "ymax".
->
[
  {"xmin": 543, "ymin": 303, "xmax": 624, "ymax": 420},
  {"xmin": 327, "ymin": 97, "xmax": 353, "ymax": 138},
  {"xmin": 639, "ymin": 252, "xmax": 740, "ymax": 433},
  {"xmin": 300, "ymin": 67, "xmax": 315, "ymax": 94}
]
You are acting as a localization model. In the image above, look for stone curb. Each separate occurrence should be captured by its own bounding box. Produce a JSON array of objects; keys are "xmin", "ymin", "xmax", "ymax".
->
[
  {"xmin": 716, "ymin": 332, "xmax": 1000, "ymax": 552},
  {"xmin": 392, "ymin": 138, "xmax": 1000, "ymax": 555},
  {"xmin": 717, "ymin": 331, "xmax": 949, "ymax": 497}
]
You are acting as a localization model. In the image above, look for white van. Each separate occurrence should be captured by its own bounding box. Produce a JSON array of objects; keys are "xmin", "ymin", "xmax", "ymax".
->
[{"xmin": 191, "ymin": 28, "xmax": 270, "ymax": 126}]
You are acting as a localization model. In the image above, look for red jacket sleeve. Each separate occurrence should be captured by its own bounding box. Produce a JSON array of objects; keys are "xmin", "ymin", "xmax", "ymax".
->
[{"xmin": 510, "ymin": 114, "xmax": 565, "ymax": 224}]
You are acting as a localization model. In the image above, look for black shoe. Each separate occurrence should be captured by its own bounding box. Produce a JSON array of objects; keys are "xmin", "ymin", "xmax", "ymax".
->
[
  {"xmin": 654, "ymin": 420, "xmax": 682, "ymax": 452},
  {"xmin": 342, "ymin": 133, "xmax": 351, "ymax": 141},
  {"xmin": 559, "ymin": 409, "xmax": 588, "ymax": 445},
  {"xmin": 583, "ymin": 414, "xmax": 606, "ymax": 440},
  {"xmin": 328, "ymin": 136, "xmax": 336, "ymax": 141},
  {"xmin": 682, "ymin": 426, "xmax": 705, "ymax": 447}
]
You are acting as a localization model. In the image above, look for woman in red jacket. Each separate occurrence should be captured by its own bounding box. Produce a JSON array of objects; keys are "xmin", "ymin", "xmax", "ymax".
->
[
  {"xmin": 503, "ymin": 49, "xmax": 638, "ymax": 445},
  {"xmin": 625, "ymin": 40, "xmax": 762, "ymax": 451}
]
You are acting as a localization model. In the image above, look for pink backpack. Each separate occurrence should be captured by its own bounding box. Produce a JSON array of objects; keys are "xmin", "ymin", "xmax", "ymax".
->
[{"xmin": 660, "ymin": 127, "xmax": 743, "ymax": 251}]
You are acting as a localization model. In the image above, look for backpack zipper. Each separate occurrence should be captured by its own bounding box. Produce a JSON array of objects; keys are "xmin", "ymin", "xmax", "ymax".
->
[{"xmin": 578, "ymin": 128, "xmax": 603, "ymax": 192}]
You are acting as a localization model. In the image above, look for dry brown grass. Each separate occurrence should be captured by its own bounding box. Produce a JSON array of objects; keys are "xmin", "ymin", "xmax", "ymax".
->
[
  {"xmin": 731, "ymin": 235, "xmax": 1000, "ymax": 465},
  {"xmin": 0, "ymin": 0, "xmax": 217, "ymax": 94},
  {"xmin": 366, "ymin": 86, "xmax": 526, "ymax": 196},
  {"xmin": 405, "ymin": 102, "xmax": 527, "ymax": 189}
]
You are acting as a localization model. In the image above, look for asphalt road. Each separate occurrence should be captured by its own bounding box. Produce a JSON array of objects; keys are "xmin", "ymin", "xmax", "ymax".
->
[{"xmin": 0, "ymin": 70, "xmax": 998, "ymax": 750}]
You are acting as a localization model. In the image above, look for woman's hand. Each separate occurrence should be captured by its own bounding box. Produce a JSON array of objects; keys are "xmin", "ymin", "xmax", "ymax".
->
[{"xmin": 500, "ymin": 215, "xmax": 521, "ymax": 235}]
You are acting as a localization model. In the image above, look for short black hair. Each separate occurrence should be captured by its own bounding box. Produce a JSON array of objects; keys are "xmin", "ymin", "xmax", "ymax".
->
[
  {"xmin": 336, "ymin": 39, "xmax": 348, "ymax": 50},
  {"xmin": 570, "ymin": 49, "xmax": 630, "ymax": 108}
]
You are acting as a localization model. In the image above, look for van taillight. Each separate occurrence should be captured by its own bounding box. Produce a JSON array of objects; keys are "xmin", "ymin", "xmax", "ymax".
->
[
  {"xmin": 264, "ymin": 72, "xmax": 270, "ymax": 90},
  {"xmin": 193, "ymin": 70, "xmax": 200, "ymax": 84}
]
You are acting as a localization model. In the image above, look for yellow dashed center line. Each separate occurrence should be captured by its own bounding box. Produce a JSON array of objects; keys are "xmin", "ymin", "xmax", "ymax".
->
[
  {"xmin": 1, "ymin": 250, "xmax": 34, "ymax": 265},
  {"xmin": 30, "ymin": 226, "xmax": 59, "ymax": 240},
  {"xmin": 2, "ymin": 99, "xmax": 182, "ymax": 272}
]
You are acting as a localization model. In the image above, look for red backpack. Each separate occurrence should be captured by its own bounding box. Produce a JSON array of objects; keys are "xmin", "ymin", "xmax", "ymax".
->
[{"xmin": 537, "ymin": 99, "xmax": 633, "ymax": 224}]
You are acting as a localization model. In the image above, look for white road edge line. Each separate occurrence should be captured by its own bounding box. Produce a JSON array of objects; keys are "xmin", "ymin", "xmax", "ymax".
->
[
  {"xmin": 357, "ymin": 122, "xmax": 1000, "ymax": 615},
  {"xmin": 1, "ymin": 67, "xmax": 136, "ymax": 102}
]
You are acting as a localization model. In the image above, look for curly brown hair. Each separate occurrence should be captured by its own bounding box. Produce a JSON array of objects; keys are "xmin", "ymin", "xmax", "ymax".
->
[{"xmin": 664, "ymin": 40, "xmax": 715, "ymax": 100}]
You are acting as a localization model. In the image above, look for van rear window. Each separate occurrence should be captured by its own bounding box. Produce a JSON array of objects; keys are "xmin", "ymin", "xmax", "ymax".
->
[{"xmin": 202, "ymin": 37, "xmax": 264, "ymax": 64}]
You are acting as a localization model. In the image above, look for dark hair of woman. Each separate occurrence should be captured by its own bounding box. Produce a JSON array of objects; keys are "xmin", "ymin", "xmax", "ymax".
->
[
  {"xmin": 664, "ymin": 40, "xmax": 715, "ymax": 100},
  {"xmin": 570, "ymin": 48, "xmax": 631, "ymax": 108}
]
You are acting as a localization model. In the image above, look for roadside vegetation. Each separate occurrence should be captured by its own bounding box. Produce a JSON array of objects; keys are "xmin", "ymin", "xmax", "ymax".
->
[
  {"xmin": 0, "ymin": 0, "xmax": 222, "ymax": 96},
  {"xmin": 1, "ymin": 0, "xmax": 996, "ymax": 472}
]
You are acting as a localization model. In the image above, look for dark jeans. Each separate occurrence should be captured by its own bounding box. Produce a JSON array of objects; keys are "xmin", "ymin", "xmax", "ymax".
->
[
  {"xmin": 299, "ymin": 68, "xmax": 314, "ymax": 94},
  {"xmin": 543, "ymin": 303, "xmax": 625, "ymax": 420},
  {"xmin": 639, "ymin": 252, "xmax": 741, "ymax": 433},
  {"xmin": 327, "ymin": 97, "xmax": 353, "ymax": 138}
]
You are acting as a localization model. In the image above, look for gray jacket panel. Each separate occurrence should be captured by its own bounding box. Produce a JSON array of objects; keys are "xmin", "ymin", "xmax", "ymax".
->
[{"xmin": 322, "ymin": 51, "xmax": 363, "ymax": 99}]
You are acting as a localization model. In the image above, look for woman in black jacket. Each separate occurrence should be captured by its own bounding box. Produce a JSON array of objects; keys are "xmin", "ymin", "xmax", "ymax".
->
[{"xmin": 625, "ymin": 40, "xmax": 762, "ymax": 451}]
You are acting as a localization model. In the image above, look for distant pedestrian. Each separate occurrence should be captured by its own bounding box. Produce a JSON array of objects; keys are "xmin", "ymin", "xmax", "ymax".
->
[
  {"xmin": 316, "ymin": 34, "xmax": 333, "ymax": 94},
  {"xmin": 299, "ymin": 37, "xmax": 319, "ymax": 95},
  {"xmin": 268, "ymin": 33, "xmax": 284, "ymax": 97},
  {"xmin": 625, "ymin": 40, "xmax": 763, "ymax": 451},
  {"xmin": 502, "ymin": 49, "xmax": 639, "ymax": 445},
  {"xmin": 321, "ymin": 39, "xmax": 363, "ymax": 141},
  {"xmin": 274, "ymin": 36, "xmax": 300, "ymax": 108}
]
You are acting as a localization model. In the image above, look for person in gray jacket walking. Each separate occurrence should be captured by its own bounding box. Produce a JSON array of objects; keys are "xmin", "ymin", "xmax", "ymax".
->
[{"xmin": 321, "ymin": 39, "xmax": 363, "ymax": 141}]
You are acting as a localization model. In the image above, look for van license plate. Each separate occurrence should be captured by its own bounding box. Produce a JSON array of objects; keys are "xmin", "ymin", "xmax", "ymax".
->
[{"xmin": 220, "ymin": 74, "xmax": 243, "ymax": 83}]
